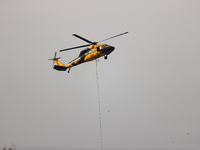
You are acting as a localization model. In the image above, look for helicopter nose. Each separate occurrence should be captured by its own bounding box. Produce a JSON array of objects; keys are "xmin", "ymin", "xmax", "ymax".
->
[
  {"xmin": 106, "ymin": 46, "xmax": 115, "ymax": 54},
  {"xmin": 110, "ymin": 46, "xmax": 115, "ymax": 51}
]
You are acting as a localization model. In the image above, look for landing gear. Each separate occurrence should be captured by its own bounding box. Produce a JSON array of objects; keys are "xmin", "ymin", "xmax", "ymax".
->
[
  {"xmin": 67, "ymin": 68, "xmax": 71, "ymax": 73},
  {"xmin": 104, "ymin": 55, "xmax": 107, "ymax": 60}
]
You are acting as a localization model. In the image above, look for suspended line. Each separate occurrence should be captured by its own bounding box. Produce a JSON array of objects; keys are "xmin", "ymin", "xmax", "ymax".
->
[{"xmin": 95, "ymin": 59, "xmax": 103, "ymax": 150}]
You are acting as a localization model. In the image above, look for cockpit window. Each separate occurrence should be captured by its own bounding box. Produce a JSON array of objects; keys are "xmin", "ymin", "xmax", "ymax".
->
[{"xmin": 101, "ymin": 44, "xmax": 110, "ymax": 48}]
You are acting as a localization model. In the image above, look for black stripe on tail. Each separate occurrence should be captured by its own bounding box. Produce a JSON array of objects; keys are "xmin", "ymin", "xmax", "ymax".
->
[{"xmin": 53, "ymin": 65, "xmax": 68, "ymax": 71}]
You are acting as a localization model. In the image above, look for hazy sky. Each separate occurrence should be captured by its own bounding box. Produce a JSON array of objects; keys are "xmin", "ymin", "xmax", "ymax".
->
[{"xmin": 1, "ymin": 0, "xmax": 200, "ymax": 150}]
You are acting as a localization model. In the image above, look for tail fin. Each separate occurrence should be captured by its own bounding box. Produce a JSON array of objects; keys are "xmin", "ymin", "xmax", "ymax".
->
[{"xmin": 49, "ymin": 51, "xmax": 68, "ymax": 71}]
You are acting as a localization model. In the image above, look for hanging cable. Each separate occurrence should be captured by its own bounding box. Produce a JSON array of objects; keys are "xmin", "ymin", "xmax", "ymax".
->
[{"xmin": 95, "ymin": 59, "xmax": 103, "ymax": 150}]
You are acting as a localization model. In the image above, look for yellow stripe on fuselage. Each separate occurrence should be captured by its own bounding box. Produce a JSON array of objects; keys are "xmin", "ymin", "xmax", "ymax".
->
[
  {"xmin": 84, "ymin": 51, "xmax": 98, "ymax": 62},
  {"xmin": 54, "ymin": 60, "xmax": 65, "ymax": 66},
  {"xmin": 66, "ymin": 63, "xmax": 73, "ymax": 68},
  {"xmin": 84, "ymin": 44, "xmax": 106, "ymax": 62}
]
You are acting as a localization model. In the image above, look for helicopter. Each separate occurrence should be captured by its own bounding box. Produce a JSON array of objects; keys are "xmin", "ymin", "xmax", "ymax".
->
[{"xmin": 49, "ymin": 32, "xmax": 128, "ymax": 73}]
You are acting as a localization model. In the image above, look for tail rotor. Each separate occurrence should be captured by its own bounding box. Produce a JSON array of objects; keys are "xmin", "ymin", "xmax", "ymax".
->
[{"xmin": 48, "ymin": 51, "xmax": 61, "ymax": 66}]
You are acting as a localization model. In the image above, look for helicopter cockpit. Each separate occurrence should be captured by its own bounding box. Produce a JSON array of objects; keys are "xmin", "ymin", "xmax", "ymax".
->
[{"xmin": 101, "ymin": 44, "xmax": 109, "ymax": 49}]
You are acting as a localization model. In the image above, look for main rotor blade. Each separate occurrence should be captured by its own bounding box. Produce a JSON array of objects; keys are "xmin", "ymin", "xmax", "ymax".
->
[
  {"xmin": 73, "ymin": 34, "xmax": 93, "ymax": 44},
  {"xmin": 98, "ymin": 31, "xmax": 129, "ymax": 43},
  {"xmin": 59, "ymin": 44, "xmax": 90, "ymax": 52}
]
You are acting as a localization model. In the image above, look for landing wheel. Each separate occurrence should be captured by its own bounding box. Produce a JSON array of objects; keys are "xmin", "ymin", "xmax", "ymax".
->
[
  {"xmin": 67, "ymin": 68, "xmax": 71, "ymax": 73},
  {"xmin": 104, "ymin": 55, "xmax": 107, "ymax": 60}
]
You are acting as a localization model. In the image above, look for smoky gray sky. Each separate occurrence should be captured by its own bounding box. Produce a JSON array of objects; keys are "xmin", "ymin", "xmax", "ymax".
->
[{"xmin": 1, "ymin": 0, "xmax": 200, "ymax": 150}]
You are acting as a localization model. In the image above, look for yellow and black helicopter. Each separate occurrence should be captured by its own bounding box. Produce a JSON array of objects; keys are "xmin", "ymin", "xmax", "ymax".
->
[{"xmin": 49, "ymin": 32, "xmax": 128, "ymax": 73}]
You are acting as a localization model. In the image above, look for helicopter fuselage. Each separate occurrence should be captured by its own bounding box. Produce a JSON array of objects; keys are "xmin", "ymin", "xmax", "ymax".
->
[
  {"xmin": 53, "ymin": 44, "xmax": 114, "ymax": 71},
  {"xmin": 49, "ymin": 32, "xmax": 128, "ymax": 72}
]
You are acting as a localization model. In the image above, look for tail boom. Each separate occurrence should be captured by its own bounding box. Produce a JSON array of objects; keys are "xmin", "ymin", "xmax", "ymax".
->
[
  {"xmin": 49, "ymin": 52, "xmax": 69, "ymax": 71},
  {"xmin": 53, "ymin": 60, "xmax": 69, "ymax": 71}
]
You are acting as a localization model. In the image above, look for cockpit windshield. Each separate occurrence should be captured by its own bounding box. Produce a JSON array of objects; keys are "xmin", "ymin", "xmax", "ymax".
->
[{"xmin": 101, "ymin": 44, "xmax": 109, "ymax": 48}]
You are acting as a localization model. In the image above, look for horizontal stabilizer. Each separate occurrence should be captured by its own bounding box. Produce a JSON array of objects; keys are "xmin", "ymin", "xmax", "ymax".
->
[{"xmin": 54, "ymin": 65, "xmax": 68, "ymax": 71}]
